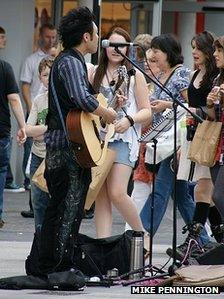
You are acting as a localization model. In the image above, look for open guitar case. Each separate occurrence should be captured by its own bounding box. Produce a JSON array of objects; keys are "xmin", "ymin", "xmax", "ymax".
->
[{"xmin": 0, "ymin": 231, "xmax": 133, "ymax": 290}]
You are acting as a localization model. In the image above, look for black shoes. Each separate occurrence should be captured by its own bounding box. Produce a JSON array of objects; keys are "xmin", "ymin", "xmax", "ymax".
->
[
  {"xmin": 21, "ymin": 210, "xmax": 34, "ymax": 218},
  {"xmin": 166, "ymin": 222, "xmax": 204, "ymax": 263},
  {"xmin": 210, "ymin": 224, "xmax": 224, "ymax": 243}
]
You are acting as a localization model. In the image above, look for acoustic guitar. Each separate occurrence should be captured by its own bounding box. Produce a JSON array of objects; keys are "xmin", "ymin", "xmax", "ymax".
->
[
  {"xmin": 66, "ymin": 93, "xmax": 115, "ymax": 168},
  {"xmin": 66, "ymin": 66, "xmax": 129, "ymax": 168}
]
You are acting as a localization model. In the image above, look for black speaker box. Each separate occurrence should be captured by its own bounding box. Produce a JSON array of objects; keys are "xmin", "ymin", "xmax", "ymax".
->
[{"xmin": 196, "ymin": 244, "xmax": 224, "ymax": 265}]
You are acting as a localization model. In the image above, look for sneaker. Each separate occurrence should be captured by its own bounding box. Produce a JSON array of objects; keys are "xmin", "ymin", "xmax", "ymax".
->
[
  {"xmin": 21, "ymin": 210, "xmax": 34, "ymax": 218},
  {"xmin": 0, "ymin": 219, "xmax": 5, "ymax": 228},
  {"xmin": 167, "ymin": 239, "xmax": 204, "ymax": 260},
  {"xmin": 4, "ymin": 182, "xmax": 25, "ymax": 193}
]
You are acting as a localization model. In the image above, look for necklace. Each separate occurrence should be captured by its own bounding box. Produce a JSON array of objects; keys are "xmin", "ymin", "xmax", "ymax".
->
[{"xmin": 106, "ymin": 68, "xmax": 118, "ymax": 86}]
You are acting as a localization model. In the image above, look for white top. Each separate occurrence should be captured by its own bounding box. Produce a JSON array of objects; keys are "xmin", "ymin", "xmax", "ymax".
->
[
  {"xmin": 20, "ymin": 49, "xmax": 49, "ymax": 101},
  {"xmin": 27, "ymin": 91, "xmax": 48, "ymax": 158},
  {"xmin": 100, "ymin": 75, "xmax": 141, "ymax": 163}
]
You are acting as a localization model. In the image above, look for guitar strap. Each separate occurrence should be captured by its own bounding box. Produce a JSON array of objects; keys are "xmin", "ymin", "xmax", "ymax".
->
[
  {"xmin": 50, "ymin": 68, "xmax": 81, "ymax": 165},
  {"xmin": 49, "ymin": 49, "xmax": 93, "ymax": 149},
  {"xmin": 50, "ymin": 64, "xmax": 70, "ymax": 147}
]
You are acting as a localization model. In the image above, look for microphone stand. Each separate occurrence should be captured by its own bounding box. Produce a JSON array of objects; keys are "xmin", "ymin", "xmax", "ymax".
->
[{"xmin": 113, "ymin": 46, "xmax": 203, "ymax": 277}]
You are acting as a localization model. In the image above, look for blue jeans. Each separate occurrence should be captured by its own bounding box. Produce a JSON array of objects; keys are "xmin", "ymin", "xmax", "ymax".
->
[
  {"xmin": 30, "ymin": 153, "xmax": 50, "ymax": 230},
  {"xmin": 0, "ymin": 137, "xmax": 11, "ymax": 219},
  {"xmin": 140, "ymin": 155, "xmax": 210, "ymax": 245}
]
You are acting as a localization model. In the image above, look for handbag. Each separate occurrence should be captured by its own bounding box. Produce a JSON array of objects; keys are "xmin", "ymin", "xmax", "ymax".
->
[
  {"xmin": 187, "ymin": 120, "xmax": 222, "ymax": 167},
  {"xmin": 32, "ymin": 159, "xmax": 48, "ymax": 193},
  {"xmin": 142, "ymin": 66, "xmax": 187, "ymax": 168},
  {"xmin": 145, "ymin": 109, "xmax": 186, "ymax": 165}
]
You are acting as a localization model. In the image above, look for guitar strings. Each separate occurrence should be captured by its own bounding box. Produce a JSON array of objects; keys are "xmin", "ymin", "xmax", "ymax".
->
[{"xmin": 105, "ymin": 67, "xmax": 139, "ymax": 138}]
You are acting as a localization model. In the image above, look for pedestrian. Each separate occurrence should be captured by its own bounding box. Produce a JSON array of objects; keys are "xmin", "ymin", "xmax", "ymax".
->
[
  {"xmin": 25, "ymin": 57, "xmax": 54, "ymax": 230},
  {"xmin": 20, "ymin": 23, "xmax": 57, "ymax": 217},
  {"xmin": 0, "ymin": 58, "xmax": 26, "ymax": 228}
]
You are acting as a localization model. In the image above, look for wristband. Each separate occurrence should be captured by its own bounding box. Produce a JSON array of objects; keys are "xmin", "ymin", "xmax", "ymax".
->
[{"xmin": 125, "ymin": 115, "xmax": 134, "ymax": 126}]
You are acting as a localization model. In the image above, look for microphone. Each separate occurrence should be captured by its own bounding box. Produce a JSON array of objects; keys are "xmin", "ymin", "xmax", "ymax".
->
[{"xmin": 101, "ymin": 39, "xmax": 139, "ymax": 48}]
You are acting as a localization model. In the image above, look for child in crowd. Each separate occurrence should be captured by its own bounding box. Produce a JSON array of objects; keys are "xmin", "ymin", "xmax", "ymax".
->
[{"xmin": 25, "ymin": 57, "xmax": 54, "ymax": 231}]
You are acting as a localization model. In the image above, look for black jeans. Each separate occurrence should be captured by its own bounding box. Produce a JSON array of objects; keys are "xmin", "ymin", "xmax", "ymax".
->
[{"xmin": 39, "ymin": 148, "xmax": 91, "ymax": 274}]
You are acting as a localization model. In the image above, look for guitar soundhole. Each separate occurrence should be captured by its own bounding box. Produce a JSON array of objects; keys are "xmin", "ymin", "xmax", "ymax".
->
[{"xmin": 92, "ymin": 120, "xmax": 101, "ymax": 142}]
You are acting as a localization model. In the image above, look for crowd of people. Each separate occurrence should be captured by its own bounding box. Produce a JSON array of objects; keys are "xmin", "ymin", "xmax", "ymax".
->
[{"xmin": 0, "ymin": 5, "xmax": 223, "ymax": 280}]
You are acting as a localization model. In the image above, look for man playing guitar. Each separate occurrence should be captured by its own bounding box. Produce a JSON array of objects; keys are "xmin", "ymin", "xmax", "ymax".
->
[{"xmin": 38, "ymin": 7, "xmax": 117, "ymax": 275}]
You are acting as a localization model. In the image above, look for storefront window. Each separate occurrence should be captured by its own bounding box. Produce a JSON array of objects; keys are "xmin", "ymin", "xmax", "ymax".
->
[
  {"xmin": 101, "ymin": 2, "xmax": 131, "ymax": 36},
  {"xmin": 33, "ymin": 1, "xmax": 130, "ymax": 51},
  {"xmin": 62, "ymin": 0, "xmax": 77, "ymax": 16},
  {"xmin": 34, "ymin": 0, "xmax": 53, "ymax": 50}
]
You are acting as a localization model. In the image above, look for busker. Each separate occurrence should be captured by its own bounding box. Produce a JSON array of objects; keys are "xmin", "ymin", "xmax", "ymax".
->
[{"xmin": 37, "ymin": 6, "xmax": 117, "ymax": 277}]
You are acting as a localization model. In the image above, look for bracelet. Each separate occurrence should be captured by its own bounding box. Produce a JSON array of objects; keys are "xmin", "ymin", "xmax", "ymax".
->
[
  {"xmin": 207, "ymin": 103, "xmax": 214, "ymax": 109},
  {"xmin": 125, "ymin": 115, "xmax": 134, "ymax": 126}
]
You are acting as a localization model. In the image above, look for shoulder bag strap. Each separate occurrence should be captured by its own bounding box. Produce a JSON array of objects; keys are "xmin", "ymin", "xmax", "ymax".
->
[
  {"xmin": 157, "ymin": 65, "xmax": 182, "ymax": 98},
  {"xmin": 164, "ymin": 64, "xmax": 182, "ymax": 86}
]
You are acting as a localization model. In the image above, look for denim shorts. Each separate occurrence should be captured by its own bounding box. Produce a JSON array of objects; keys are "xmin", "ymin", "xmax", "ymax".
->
[{"xmin": 108, "ymin": 140, "xmax": 135, "ymax": 168}]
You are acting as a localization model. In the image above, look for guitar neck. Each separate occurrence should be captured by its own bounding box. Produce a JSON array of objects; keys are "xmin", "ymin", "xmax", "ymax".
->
[{"xmin": 108, "ymin": 80, "xmax": 127, "ymax": 110}]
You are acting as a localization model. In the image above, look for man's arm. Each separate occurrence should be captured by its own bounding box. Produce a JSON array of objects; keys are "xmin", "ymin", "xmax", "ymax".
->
[
  {"xmin": 21, "ymin": 82, "xmax": 32, "ymax": 112},
  {"xmin": 8, "ymin": 93, "xmax": 26, "ymax": 144},
  {"xmin": 59, "ymin": 57, "xmax": 117, "ymax": 123}
]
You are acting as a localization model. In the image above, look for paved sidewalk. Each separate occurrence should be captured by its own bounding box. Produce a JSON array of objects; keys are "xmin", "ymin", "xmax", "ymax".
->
[{"xmin": 0, "ymin": 191, "xmax": 222, "ymax": 298}]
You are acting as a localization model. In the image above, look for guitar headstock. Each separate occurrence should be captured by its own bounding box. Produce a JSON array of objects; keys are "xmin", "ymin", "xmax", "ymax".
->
[{"xmin": 117, "ymin": 65, "xmax": 129, "ymax": 84}]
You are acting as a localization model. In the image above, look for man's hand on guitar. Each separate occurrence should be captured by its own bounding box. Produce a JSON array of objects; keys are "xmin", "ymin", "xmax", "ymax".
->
[{"xmin": 102, "ymin": 107, "xmax": 117, "ymax": 124}]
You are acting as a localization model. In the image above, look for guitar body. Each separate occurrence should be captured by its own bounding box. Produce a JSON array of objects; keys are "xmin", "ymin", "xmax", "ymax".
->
[{"xmin": 66, "ymin": 93, "xmax": 114, "ymax": 168}]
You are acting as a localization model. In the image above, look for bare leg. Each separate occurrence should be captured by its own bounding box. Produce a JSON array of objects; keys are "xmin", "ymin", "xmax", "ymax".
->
[
  {"xmin": 107, "ymin": 163, "xmax": 143, "ymax": 232},
  {"xmin": 125, "ymin": 180, "xmax": 152, "ymax": 231},
  {"xmin": 94, "ymin": 183, "xmax": 113, "ymax": 238}
]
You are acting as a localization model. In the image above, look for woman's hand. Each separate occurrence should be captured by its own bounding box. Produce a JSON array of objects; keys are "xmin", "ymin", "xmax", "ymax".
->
[
  {"xmin": 114, "ymin": 117, "xmax": 130, "ymax": 133},
  {"xmin": 114, "ymin": 88, "xmax": 127, "ymax": 110},
  {"xmin": 207, "ymin": 86, "xmax": 220, "ymax": 105},
  {"xmin": 151, "ymin": 100, "xmax": 172, "ymax": 113}
]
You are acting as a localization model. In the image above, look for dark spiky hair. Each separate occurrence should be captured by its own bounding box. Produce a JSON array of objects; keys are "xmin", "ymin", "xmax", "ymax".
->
[{"xmin": 59, "ymin": 6, "xmax": 95, "ymax": 49}]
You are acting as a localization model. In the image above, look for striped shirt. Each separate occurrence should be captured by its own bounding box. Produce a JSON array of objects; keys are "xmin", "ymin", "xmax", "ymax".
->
[{"xmin": 45, "ymin": 48, "xmax": 99, "ymax": 149}]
